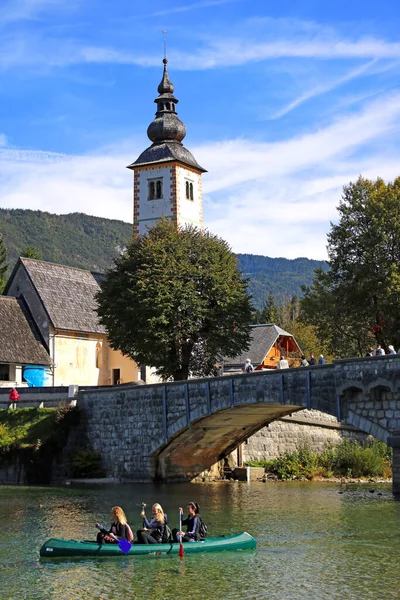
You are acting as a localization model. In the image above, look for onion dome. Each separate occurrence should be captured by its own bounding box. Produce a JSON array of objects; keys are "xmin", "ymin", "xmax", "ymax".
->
[
  {"xmin": 128, "ymin": 59, "xmax": 206, "ymax": 173},
  {"xmin": 146, "ymin": 59, "xmax": 186, "ymax": 144}
]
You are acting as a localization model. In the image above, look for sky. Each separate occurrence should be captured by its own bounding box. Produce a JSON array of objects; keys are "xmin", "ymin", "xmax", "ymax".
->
[{"xmin": 1, "ymin": 0, "xmax": 400, "ymax": 259}]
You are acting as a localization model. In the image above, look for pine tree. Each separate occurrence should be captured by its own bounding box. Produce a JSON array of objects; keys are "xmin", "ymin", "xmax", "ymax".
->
[
  {"xmin": 0, "ymin": 233, "xmax": 8, "ymax": 293},
  {"xmin": 260, "ymin": 292, "xmax": 278, "ymax": 324}
]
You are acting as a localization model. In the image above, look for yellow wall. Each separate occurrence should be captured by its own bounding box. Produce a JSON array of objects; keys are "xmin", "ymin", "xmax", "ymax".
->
[
  {"xmin": 106, "ymin": 343, "xmax": 139, "ymax": 385},
  {"xmin": 53, "ymin": 331, "xmax": 139, "ymax": 386}
]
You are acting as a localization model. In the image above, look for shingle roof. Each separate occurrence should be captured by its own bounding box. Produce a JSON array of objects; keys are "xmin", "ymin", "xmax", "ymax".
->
[
  {"xmin": 20, "ymin": 258, "xmax": 106, "ymax": 334},
  {"xmin": 128, "ymin": 141, "xmax": 207, "ymax": 173},
  {"xmin": 0, "ymin": 297, "xmax": 52, "ymax": 365},
  {"xmin": 224, "ymin": 324, "xmax": 298, "ymax": 367}
]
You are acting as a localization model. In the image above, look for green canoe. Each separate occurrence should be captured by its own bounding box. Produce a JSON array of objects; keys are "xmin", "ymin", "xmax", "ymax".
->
[{"xmin": 40, "ymin": 532, "xmax": 256, "ymax": 558}]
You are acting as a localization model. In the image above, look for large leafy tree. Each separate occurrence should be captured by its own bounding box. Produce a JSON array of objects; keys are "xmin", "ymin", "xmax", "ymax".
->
[
  {"xmin": 97, "ymin": 220, "xmax": 252, "ymax": 380},
  {"xmin": 302, "ymin": 176, "xmax": 400, "ymax": 356},
  {"xmin": 0, "ymin": 233, "xmax": 8, "ymax": 293}
]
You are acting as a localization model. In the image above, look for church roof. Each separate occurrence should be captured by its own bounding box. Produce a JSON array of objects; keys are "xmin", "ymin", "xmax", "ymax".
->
[
  {"xmin": 223, "ymin": 324, "xmax": 300, "ymax": 367},
  {"xmin": 128, "ymin": 59, "xmax": 206, "ymax": 173},
  {"xmin": 8, "ymin": 258, "xmax": 106, "ymax": 335},
  {"xmin": 129, "ymin": 141, "xmax": 206, "ymax": 172},
  {"xmin": 0, "ymin": 297, "xmax": 52, "ymax": 366}
]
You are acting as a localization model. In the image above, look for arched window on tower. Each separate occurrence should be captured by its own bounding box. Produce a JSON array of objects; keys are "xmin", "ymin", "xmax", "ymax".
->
[
  {"xmin": 149, "ymin": 181, "xmax": 155, "ymax": 200},
  {"xmin": 156, "ymin": 180, "xmax": 163, "ymax": 199},
  {"xmin": 189, "ymin": 182, "xmax": 194, "ymax": 201},
  {"xmin": 185, "ymin": 181, "xmax": 190, "ymax": 199},
  {"xmin": 172, "ymin": 103, "xmax": 175, "ymax": 112},
  {"xmin": 165, "ymin": 102, "xmax": 170, "ymax": 111}
]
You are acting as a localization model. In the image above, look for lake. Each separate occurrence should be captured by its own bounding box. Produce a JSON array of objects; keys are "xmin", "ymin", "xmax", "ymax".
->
[{"xmin": 1, "ymin": 481, "xmax": 400, "ymax": 599}]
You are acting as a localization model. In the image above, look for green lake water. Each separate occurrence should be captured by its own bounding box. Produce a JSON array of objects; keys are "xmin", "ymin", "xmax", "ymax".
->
[{"xmin": 1, "ymin": 481, "xmax": 400, "ymax": 600}]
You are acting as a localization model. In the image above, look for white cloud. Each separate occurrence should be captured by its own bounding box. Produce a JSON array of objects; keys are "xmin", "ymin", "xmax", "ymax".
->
[
  {"xmin": 0, "ymin": 134, "xmax": 7, "ymax": 147},
  {"xmin": 3, "ymin": 16, "xmax": 400, "ymax": 72},
  {"xmin": 2, "ymin": 91, "xmax": 400, "ymax": 259}
]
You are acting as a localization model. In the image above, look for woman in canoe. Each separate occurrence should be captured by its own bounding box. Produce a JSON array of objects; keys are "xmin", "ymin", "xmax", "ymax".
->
[
  {"xmin": 95, "ymin": 506, "xmax": 132, "ymax": 544},
  {"xmin": 173, "ymin": 501, "xmax": 202, "ymax": 542},
  {"xmin": 136, "ymin": 503, "xmax": 167, "ymax": 544}
]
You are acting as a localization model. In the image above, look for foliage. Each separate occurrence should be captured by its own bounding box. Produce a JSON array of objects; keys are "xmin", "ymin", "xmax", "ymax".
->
[
  {"xmin": 0, "ymin": 405, "xmax": 80, "ymax": 483},
  {"xmin": 302, "ymin": 176, "xmax": 400, "ymax": 357},
  {"xmin": 238, "ymin": 254, "xmax": 328, "ymax": 309},
  {"xmin": 97, "ymin": 219, "xmax": 253, "ymax": 380},
  {"xmin": 20, "ymin": 245, "xmax": 42, "ymax": 259},
  {"xmin": 69, "ymin": 448, "xmax": 105, "ymax": 478},
  {"xmin": 0, "ymin": 209, "xmax": 326, "ymax": 308},
  {"xmin": 0, "ymin": 209, "xmax": 130, "ymax": 273},
  {"xmin": 0, "ymin": 232, "xmax": 8, "ymax": 293},
  {"xmin": 248, "ymin": 439, "xmax": 392, "ymax": 480}
]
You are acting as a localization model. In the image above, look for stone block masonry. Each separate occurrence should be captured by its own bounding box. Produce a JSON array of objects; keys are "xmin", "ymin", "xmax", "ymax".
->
[{"xmin": 67, "ymin": 356, "xmax": 400, "ymax": 495}]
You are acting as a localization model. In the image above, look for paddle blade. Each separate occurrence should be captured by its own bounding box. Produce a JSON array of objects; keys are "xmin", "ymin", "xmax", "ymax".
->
[
  {"xmin": 118, "ymin": 539, "xmax": 132, "ymax": 554},
  {"xmin": 179, "ymin": 540, "xmax": 184, "ymax": 558}
]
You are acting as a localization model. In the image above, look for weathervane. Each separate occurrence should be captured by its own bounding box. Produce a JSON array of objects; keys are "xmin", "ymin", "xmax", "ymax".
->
[{"xmin": 162, "ymin": 29, "xmax": 167, "ymax": 60}]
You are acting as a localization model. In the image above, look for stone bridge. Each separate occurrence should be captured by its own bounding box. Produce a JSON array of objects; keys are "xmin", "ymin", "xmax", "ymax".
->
[{"xmin": 76, "ymin": 355, "xmax": 400, "ymax": 493}]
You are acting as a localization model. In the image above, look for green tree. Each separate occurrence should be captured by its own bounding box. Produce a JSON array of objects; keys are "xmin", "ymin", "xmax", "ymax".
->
[
  {"xmin": 260, "ymin": 291, "xmax": 278, "ymax": 323},
  {"xmin": 97, "ymin": 220, "xmax": 253, "ymax": 380},
  {"xmin": 302, "ymin": 176, "xmax": 400, "ymax": 357},
  {"xmin": 0, "ymin": 233, "xmax": 8, "ymax": 293},
  {"xmin": 20, "ymin": 245, "xmax": 42, "ymax": 260}
]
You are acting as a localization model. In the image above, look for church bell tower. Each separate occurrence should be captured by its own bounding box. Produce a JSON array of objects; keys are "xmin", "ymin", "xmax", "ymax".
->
[{"xmin": 127, "ymin": 58, "xmax": 206, "ymax": 235}]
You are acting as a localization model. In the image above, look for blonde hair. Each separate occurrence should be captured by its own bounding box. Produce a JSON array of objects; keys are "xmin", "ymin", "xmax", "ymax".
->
[
  {"xmin": 152, "ymin": 503, "xmax": 165, "ymax": 523},
  {"xmin": 112, "ymin": 506, "xmax": 127, "ymax": 525}
]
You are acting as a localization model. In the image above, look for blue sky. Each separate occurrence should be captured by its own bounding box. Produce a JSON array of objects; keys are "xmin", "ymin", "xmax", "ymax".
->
[{"xmin": 1, "ymin": 0, "xmax": 400, "ymax": 259}]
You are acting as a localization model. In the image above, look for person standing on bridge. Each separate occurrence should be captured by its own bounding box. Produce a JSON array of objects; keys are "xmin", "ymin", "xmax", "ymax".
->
[
  {"xmin": 318, "ymin": 354, "xmax": 326, "ymax": 365},
  {"xmin": 388, "ymin": 345, "xmax": 397, "ymax": 355},
  {"xmin": 277, "ymin": 355, "xmax": 289, "ymax": 369},
  {"xmin": 243, "ymin": 358, "xmax": 254, "ymax": 373}
]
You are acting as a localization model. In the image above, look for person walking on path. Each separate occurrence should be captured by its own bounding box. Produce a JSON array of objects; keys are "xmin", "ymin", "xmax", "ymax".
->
[
  {"xmin": 388, "ymin": 345, "xmax": 397, "ymax": 355},
  {"xmin": 318, "ymin": 354, "xmax": 326, "ymax": 365},
  {"xmin": 309, "ymin": 353, "xmax": 317, "ymax": 366},
  {"xmin": 374, "ymin": 345, "xmax": 385, "ymax": 356}
]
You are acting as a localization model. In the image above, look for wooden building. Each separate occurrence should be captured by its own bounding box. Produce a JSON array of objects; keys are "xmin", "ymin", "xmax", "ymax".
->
[{"xmin": 223, "ymin": 323, "xmax": 302, "ymax": 373}]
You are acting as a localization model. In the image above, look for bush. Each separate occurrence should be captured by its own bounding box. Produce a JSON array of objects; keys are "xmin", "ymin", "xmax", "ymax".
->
[
  {"xmin": 70, "ymin": 448, "xmax": 105, "ymax": 478},
  {"xmin": 262, "ymin": 438, "xmax": 392, "ymax": 480}
]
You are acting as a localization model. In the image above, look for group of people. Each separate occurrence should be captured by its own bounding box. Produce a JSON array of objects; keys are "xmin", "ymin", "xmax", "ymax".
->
[
  {"xmin": 96, "ymin": 501, "xmax": 205, "ymax": 546},
  {"xmin": 366, "ymin": 345, "xmax": 397, "ymax": 357},
  {"xmin": 242, "ymin": 353, "xmax": 327, "ymax": 372}
]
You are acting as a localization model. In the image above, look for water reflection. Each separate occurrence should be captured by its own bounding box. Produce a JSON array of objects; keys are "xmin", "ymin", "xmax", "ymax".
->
[{"xmin": 1, "ymin": 482, "xmax": 400, "ymax": 599}]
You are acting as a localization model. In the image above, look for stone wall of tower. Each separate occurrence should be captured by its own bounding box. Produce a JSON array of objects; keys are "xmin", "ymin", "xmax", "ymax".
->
[{"xmin": 133, "ymin": 161, "xmax": 203, "ymax": 234}]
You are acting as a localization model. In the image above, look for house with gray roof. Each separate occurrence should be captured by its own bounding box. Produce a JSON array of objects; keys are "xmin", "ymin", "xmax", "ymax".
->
[
  {"xmin": 4, "ymin": 258, "xmax": 139, "ymax": 387},
  {"xmin": 0, "ymin": 296, "xmax": 51, "ymax": 387},
  {"xmin": 223, "ymin": 324, "xmax": 302, "ymax": 373}
]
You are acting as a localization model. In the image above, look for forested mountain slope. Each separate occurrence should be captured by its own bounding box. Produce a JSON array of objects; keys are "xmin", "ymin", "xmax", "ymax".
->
[{"xmin": 0, "ymin": 209, "xmax": 327, "ymax": 307}]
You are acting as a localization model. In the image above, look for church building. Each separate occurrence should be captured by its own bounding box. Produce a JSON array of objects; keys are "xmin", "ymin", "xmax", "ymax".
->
[{"xmin": 127, "ymin": 58, "xmax": 206, "ymax": 234}]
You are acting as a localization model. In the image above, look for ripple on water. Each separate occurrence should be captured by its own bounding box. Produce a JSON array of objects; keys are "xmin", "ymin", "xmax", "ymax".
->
[{"xmin": 1, "ymin": 482, "xmax": 400, "ymax": 599}]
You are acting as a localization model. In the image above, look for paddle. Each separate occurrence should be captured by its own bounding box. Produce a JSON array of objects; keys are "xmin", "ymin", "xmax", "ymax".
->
[
  {"xmin": 178, "ymin": 510, "xmax": 184, "ymax": 558},
  {"xmin": 95, "ymin": 523, "xmax": 132, "ymax": 554}
]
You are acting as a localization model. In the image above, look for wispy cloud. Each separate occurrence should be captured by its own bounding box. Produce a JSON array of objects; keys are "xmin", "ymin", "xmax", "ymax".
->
[
  {"xmin": 0, "ymin": 0, "xmax": 69, "ymax": 25},
  {"xmin": 270, "ymin": 59, "xmax": 379, "ymax": 119},
  {"xmin": 146, "ymin": 0, "xmax": 242, "ymax": 18},
  {"xmin": 3, "ymin": 16, "xmax": 400, "ymax": 72},
  {"xmin": 0, "ymin": 134, "xmax": 7, "ymax": 147},
  {"xmin": 2, "ymin": 90, "xmax": 400, "ymax": 259}
]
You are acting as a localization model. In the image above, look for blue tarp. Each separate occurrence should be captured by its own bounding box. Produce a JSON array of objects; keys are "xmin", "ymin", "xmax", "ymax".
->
[{"xmin": 23, "ymin": 366, "xmax": 50, "ymax": 387}]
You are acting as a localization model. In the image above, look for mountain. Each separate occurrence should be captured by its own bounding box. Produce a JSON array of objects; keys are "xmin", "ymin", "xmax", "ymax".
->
[{"xmin": 0, "ymin": 209, "xmax": 326, "ymax": 307}]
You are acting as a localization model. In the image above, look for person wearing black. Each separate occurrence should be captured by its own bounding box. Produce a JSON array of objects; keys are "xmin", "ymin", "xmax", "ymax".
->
[
  {"xmin": 136, "ymin": 503, "xmax": 166, "ymax": 544},
  {"xmin": 95, "ymin": 506, "xmax": 130, "ymax": 544},
  {"xmin": 173, "ymin": 502, "xmax": 202, "ymax": 543}
]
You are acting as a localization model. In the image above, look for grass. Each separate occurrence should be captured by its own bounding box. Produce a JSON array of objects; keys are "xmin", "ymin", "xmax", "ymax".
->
[{"xmin": 245, "ymin": 439, "xmax": 392, "ymax": 480}]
